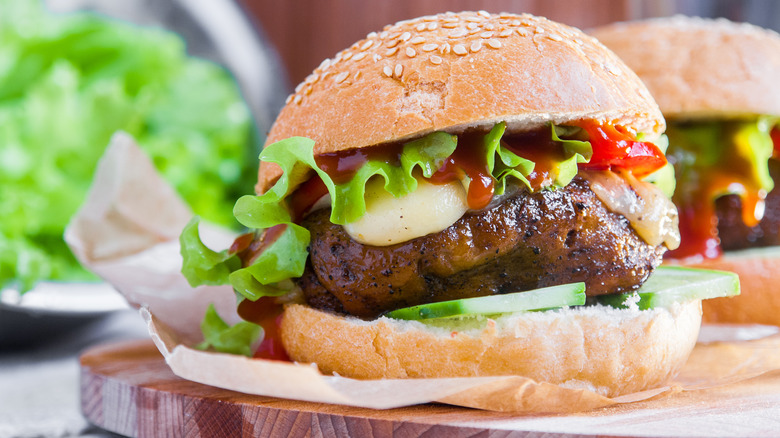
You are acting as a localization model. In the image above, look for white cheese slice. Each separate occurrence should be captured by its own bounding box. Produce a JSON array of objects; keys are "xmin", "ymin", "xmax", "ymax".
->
[{"xmin": 343, "ymin": 177, "xmax": 468, "ymax": 246}]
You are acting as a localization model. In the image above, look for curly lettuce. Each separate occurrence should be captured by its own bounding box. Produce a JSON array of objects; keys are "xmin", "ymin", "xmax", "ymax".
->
[
  {"xmin": 0, "ymin": 0, "xmax": 255, "ymax": 292},
  {"xmin": 182, "ymin": 123, "xmax": 599, "ymax": 303},
  {"xmin": 197, "ymin": 304, "xmax": 261, "ymax": 357}
]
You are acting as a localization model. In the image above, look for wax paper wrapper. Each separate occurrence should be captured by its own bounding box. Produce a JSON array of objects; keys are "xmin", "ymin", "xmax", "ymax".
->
[{"xmin": 67, "ymin": 133, "xmax": 780, "ymax": 413}]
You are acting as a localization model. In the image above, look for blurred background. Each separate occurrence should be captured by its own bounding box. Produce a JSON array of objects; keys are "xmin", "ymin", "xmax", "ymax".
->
[{"xmin": 241, "ymin": 0, "xmax": 780, "ymax": 86}]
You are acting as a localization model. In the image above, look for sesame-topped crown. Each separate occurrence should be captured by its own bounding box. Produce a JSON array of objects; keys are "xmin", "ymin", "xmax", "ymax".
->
[
  {"xmin": 259, "ymin": 11, "xmax": 664, "ymax": 193},
  {"xmin": 591, "ymin": 16, "xmax": 780, "ymax": 119}
]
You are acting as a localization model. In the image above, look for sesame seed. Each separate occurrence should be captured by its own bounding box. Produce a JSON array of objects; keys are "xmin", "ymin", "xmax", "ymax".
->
[
  {"xmin": 400, "ymin": 31, "xmax": 411, "ymax": 41},
  {"xmin": 484, "ymin": 23, "xmax": 495, "ymax": 31},
  {"xmin": 548, "ymin": 34, "xmax": 563, "ymax": 42},
  {"xmin": 453, "ymin": 44, "xmax": 468, "ymax": 55},
  {"xmin": 334, "ymin": 71, "xmax": 349, "ymax": 83},
  {"xmin": 510, "ymin": 20, "xmax": 521, "ymax": 26},
  {"xmin": 422, "ymin": 43, "xmax": 438, "ymax": 52},
  {"xmin": 423, "ymin": 15, "xmax": 436, "ymax": 21},
  {"xmin": 295, "ymin": 82, "xmax": 304, "ymax": 93},
  {"xmin": 379, "ymin": 31, "xmax": 389, "ymax": 39},
  {"xmin": 443, "ymin": 17, "xmax": 459, "ymax": 23},
  {"xmin": 386, "ymin": 38, "xmax": 400, "ymax": 48},
  {"xmin": 480, "ymin": 31, "xmax": 494, "ymax": 38},
  {"xmin": 387, "ymin": 32, "xmax": 401, "ymax": 40},
  {"xmin": 318, "ymin": 58, "xmax": 331, "ymax": 70},
  {"xmin": 394, "ymin": 63, "xmax": 404, "ymax": 77},
  {"xmin": 383, "ymin": 65, "xmax": 393, "ymax": 77},
  {"xmin": 367, "ymin": 31, "xmax": 378, "ymax": 39},
  {"xmin": 353, "ymin": 52, "xmax": 367, "ymax": 61},
  {"xmin": 386, "ymin": 46, "xmax": 399, "ymax": 56},
  {"xmin": 535, "ymin": 26, "xmax": 544, "ymax": 34},
  {"xmin": 373, "ymin": 53, "xmax": 382, "ymax": 62},
  {"xmin": 430, "ymin": 55, "xmax": 443, "ymax": 65},
  {"xmin": 499, "ymin": 29, "xmax": 513, "ymax": 37},
  {"xmin": 342, "ymin": 51, "xmax": 353, "ymax": 60},
  {"xmin": 487, "ymin": 39, "xmax": 502, "ymax": 49},
  {"xmin": 416, "ymin": 23, "xmax": 426, "ymax": 32},
  {"xmin": 304, "ymin": 86, "xmax": 313, "ymax": 95},
  {"xmin": 467, "ymin": 23, "xmax": 479, "ymax": 30},
  {"xmin": 468, "ymin": 28, "xmax": 481, "ymax": 35},
  {"xmin": 360, "ymin": 40, "xmax": 374, "ymax": 51},
  {"xmin": 355, "ymin": 71, "xmax": 362, "ymax": 80},
  {"xmin": 450, "ymin": 29, "xmax": 467, "ymax": 38},
  {"xmin": 410, "ymin": 36, "xmax": 425, "ymax": 44},
  {"xmin": 442, "ymin": 22, "xmax": 457, "ymax": 29},
  {"xmin": 427, "ymin": 22, "xmax": 438, "ymax": 31},
  {"xmin": 441, "ymin": 42, "xmax": 451, "ymax": 54},
  {"xmin": 517, "ymin": 28, "xmax": 529, "ymax": 37},
  {"xmin": 470, "ymin": 41, "xmax": 482, "ymax": 52},
  {"xmin": 285, "ymin": 94, "xmax": 293, "ymax": 104},
  {"xmin": 293, "ymin": 94, "xmax": 302, "ymax": 104},
  {"xmin": 478, "ymin": 10, "xmax": 490, "ymax": 18},
  {"xmin": 405, "ymin": 47, "xmax": 417, "ymax": 57},
  {"xmin": 305, "ymin": 73, "xmax": 319, "ymax": 84},
  {"xmin": 466, "ymin": 16, "xmax": 482, "ymax": 22}
]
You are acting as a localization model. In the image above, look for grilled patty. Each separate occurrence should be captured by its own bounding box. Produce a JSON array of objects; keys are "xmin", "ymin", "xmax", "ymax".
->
[
  {"xmin": 297, "ymin": 174, "xmax": 665, "ymax": 319},
  {"xmin": 716, "ymin": 159, "xmax": 780, "ymax": 250}
]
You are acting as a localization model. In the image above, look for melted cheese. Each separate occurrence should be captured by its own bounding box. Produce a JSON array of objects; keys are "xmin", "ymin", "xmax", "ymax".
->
[
  {"xmin": 343, "ymin": 177, "xmax": 468, "ymax": 246},
  {"xmin": 586, "ymin": 170, "xmax": 681, "ymax": 250}
]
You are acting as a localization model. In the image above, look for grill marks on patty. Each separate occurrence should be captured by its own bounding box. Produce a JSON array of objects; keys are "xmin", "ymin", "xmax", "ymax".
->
[{"xmin": 297, "ymin": 175, "xmax": 665, "ymax": 319}]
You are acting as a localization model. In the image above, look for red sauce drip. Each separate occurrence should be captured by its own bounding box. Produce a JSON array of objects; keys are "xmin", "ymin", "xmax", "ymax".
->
[
  {"xmin": 430, "ymin": 132, "xmax": 494, "ymax": 209},
  {"xmin": 576, "ymin": 121, "xmax": 667, "ymax": 178},
  {"xmin": 314, "ymin": 144, "xmax": 403, "ymax": 184},
  {"xmin": 237, "ymin": 297, "xmax": 290, "ymax": 361},
  {"xmin": 772, "ymin": 126, "xmax": 780, "ymax": 157},
  {"xmin": 667, "ymin": 202, "xmax": 721, "ymax": 259}
]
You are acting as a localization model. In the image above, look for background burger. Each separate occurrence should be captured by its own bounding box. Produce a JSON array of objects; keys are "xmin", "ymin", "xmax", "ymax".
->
[
  {"xmin": 181, "ymin": 12, "xmax": 736, "ymax": 397},
  {"xmin": 591, "ymin": 17, "xmax": 780, "ymax": 325}
]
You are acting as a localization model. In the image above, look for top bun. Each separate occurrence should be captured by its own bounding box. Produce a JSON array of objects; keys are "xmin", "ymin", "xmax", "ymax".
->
[
  {"xmin": 590, "ymin": 16, "xmax": 780, "ymax": 120},
  {"xmin": 258, "ymin": 11, "xmax": 664, "ymax": 193}
]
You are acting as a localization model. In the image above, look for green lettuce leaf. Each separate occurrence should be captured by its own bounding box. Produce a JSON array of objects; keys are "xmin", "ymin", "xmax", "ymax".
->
[
  {"xmin": 180, "ymin": 217, "xmax": 241, "ymax": 286},
  {"xmin": 197, "ymin": 304, "xmax": 261, "ymax": 357},
  {"xmin": 0, "ymin": 0, "xmax": 255, "ymax": 292}
]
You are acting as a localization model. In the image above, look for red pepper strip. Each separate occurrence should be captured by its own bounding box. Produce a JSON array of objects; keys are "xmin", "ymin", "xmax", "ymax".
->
[
  {"xmin": 577, "ymin": 121, "xmax": 667, "ymax": 178},
  {"xmin": 238, "ymin": 297, "xmax": 290, "ymax": 361}
]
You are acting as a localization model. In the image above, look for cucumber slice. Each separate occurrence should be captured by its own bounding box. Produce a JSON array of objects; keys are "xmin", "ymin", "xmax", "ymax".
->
[
  {"xmin": 596, "ymin": 266, "xmax": 740, "ymax": 310},
  {"xmin": 386, "ymin": 282, "xmax": 586, "ymax": 320}
]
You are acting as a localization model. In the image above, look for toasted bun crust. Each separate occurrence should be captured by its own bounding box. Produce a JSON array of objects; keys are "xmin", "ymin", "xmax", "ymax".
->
[
  {"xmin": 258, "ymin": 11, "xmax": 665, "ymax": 193},
  {"xmin": 280, "ymin": 301, "xmax": 701, "ymax": 397},
  {"xmin": 590, "ymin": 16, "xmax": 780, "ymax": 119},
  {"xmin": 680, "ymin": 248, "xmax": 780, "ymax": 325}
]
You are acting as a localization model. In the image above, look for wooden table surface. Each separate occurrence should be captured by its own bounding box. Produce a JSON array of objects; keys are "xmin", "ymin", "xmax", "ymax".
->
[{"xmin": 80, "ymin": 339, "xmax": 780, "ymax": 438}]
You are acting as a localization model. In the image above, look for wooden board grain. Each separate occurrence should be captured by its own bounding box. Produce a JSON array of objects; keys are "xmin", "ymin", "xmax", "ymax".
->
[{"xmin": 80, "ymin": 339, "xmax": 780, "ymax": 438}]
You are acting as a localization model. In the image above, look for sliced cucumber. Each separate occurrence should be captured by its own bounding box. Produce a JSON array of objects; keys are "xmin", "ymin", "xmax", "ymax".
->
[
  {"xmin": 386, "ymin": 282, "xmax": 586, "ymax": 321},
  {"xmin": 596, "ymin": 266, "xmax": 740, "ymax": 310}
]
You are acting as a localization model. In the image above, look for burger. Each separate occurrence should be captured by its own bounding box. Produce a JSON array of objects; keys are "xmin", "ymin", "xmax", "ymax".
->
[
  {"xmin": 181, "ymin": 12, "xmax": 736, "ymax": 398},
  {"xmin": 591, "ymin": 17, "xmax": 780, "ymax": 325}
]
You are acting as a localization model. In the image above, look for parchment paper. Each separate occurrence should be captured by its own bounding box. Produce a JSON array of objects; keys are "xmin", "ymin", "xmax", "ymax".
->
[{"xmin": 66, "ymin": 133, "xmax": 780, "ymax": 413}]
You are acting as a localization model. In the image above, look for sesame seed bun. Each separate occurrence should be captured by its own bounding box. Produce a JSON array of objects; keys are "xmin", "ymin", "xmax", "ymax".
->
[
  {"xmin": 589, "ymin": 16, "xmax": 780, "ymax": 120},
  {"xmin": 257, "ymin": 11, "xmax": 665, "ymax": 194},
  {"xmin": 281, "ymin": 301, "xmax": 702, "ymax": 398}
]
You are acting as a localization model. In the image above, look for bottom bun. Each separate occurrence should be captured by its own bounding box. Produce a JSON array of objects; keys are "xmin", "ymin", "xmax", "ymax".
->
[
  {"xmin": 685, "ymin": 247, "xmax": 780, "ymax": 325},
  {"xmin": 280, "ymin": 301, "xmax": 702, "ymax": 397}
]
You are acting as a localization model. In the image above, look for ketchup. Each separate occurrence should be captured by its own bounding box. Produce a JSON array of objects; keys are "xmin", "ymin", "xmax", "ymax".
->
[
  {"xmin": 772, "ymin": 126, "xmax": 780, "ymax": 157},
  {"xmin": 237, "ymin": 297, "xmax": 290, "ymax": 361},
  {"xmin": 576, "ymin": 121, "xmax": 666, "ymax": 178}
]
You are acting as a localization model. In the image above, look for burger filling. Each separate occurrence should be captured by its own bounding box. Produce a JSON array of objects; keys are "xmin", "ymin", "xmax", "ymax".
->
[
  {"xmin": 664, "ymin": 118, "xmax": 780, "ymax": 259},
  {"xmin": 181, "ymin": 121, "xmax": 676, "ymax": 353}
]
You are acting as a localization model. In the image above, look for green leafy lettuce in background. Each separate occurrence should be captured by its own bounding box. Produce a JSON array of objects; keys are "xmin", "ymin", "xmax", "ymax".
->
[{"xmin": 0, "ymin": 0, "xmax": 256, "ymax": 292}]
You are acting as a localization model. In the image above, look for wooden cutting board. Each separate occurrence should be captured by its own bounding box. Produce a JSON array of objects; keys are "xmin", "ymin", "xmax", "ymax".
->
[{"xmin": 80, "ymin": 339, "xmax": 780, "ymax": 437}]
